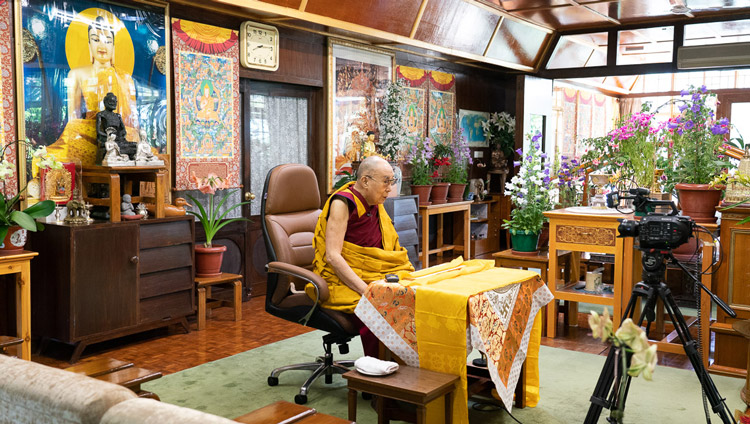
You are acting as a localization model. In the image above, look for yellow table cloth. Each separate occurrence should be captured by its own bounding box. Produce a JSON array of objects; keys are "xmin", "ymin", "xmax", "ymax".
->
[{"xmin": 354, "ymin": 259, "xmax": 553, "ymax": 423}]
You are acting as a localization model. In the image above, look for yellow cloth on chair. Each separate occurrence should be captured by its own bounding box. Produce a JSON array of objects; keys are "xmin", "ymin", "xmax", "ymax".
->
[
  {"xmin": 309, "ymin": 181, "xmax": 413, "ymax": 313},
  {"xmin": 405, "ymin": 261, "xmax": 541, "ymax": 424}
]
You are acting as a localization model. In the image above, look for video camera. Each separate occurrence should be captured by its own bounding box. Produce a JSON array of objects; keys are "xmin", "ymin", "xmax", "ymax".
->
[{"xmin": 606, "ymin": 188, "xmax": 694, "ymax": 250}]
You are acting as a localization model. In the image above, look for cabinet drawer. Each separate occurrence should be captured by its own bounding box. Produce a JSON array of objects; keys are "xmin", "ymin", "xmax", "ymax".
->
[
  {"xmin": 556, "ymin": 225, "xmax": 616, "ymax": 247},
  {"xmin": 139, "ymin": 291, "xmax": 192, "ymax": 323},
  {"xmin": 140, "ymin": 267, "xmax": 193, "ymax": 299},
  {"xmin": 140, "ymin": 220, "xmax": 192, "ymax": 249},
  {"xmin": 140, "ymin": 244, "xmax": 193, "ymax": 274}
]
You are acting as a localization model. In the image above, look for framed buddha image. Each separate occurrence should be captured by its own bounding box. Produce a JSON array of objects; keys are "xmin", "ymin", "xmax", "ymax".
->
[
  {"xmin": 15, "ymin": 0, "xmax": 170, "ymax": 200},
  {"xmin": 40, "ymin": 162, "xmax": 76, "ymax": 204},
  {"xmin": 327, "ymin": 40, "xmax": 394, "ymax": 192}
]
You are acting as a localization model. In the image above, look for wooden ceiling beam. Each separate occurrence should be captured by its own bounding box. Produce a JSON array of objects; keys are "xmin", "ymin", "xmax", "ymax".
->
[
  {"xmin": 506, "ymin": 0, "xmax": 615, "ymax": 13},
  {"xmin": 463, "ymin": 0, "xmax": 554, "ymax": 33},
  {"xmin": 483, "ymin": 16, "xmax": 503, "ymax": 56},
  {"xmin": 566, "ymin": 0, "xmax": 621, "ymax": 25},
  {"xmin": 410, "ymin": 0, "xmax": 429, "ymax": 39},
  {"xmin": 298, "ymin": 0, "xmax": 308, "ymax": 11}
]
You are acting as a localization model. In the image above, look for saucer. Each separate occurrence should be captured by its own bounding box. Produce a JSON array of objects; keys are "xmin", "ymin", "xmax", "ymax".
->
[{"xmin": 355, "ymin": 367, "xmax": 396, "ymax": 377}]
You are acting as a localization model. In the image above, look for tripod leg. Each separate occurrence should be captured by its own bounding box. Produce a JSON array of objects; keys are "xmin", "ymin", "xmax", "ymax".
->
[{"xmin": 659, "ymin": 284, "xmax": 734, "ymax": 424}]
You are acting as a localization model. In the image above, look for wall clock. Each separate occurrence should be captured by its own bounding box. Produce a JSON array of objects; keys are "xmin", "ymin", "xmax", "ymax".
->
[{"xmin": 240, "ymin": 21, "xmax": 279, "ymax": 71}]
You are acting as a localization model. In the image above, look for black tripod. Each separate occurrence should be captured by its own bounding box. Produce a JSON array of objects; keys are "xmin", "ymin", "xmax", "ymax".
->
[{"xmin": 584, "ymin": 249, "xmax": 737, "ymax": 424}]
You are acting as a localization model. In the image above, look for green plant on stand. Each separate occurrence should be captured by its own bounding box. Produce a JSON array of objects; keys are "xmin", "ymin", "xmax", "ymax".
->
[{"xmin": 503, "ymin": 132, "xmax": 554, "ymax": 253}]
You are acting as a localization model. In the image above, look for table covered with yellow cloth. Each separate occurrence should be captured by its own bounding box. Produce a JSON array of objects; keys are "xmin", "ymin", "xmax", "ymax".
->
[{"xmin": 354, "ymin": 258, "xmax": 553, "ymax": 424}]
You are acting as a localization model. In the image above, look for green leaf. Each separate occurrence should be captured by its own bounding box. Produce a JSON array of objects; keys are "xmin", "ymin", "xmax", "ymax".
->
[
  {"xmin": 10, "ymin": 210, "xmax": 37, "ymax": 231},
  {"xmin": 0, "ymin": 226, "xmax": 8, "ymax": 243},
  {"xmin": 23, "ymin": 200, "xmax": 55, "ymax": 218}
]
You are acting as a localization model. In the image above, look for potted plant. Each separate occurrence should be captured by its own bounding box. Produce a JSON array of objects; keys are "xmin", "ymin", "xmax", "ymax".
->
[
  {"xmin": 553, "ymin": 155, "xmax": 586, "ymax": 209},
  {"xmin": 186, "ymin": 173, "xmax": 251, "ymax": 277},
  {"xmin": 429, "ymin": 141, "xmax": 452, "ymax": 204},
  {"xmin": 445, "ymin": 125, "xmax": 472, "ymax": 202},
  {"xmin": 482, "ymin": 111, "xmax": 515, "ymax": 172},
  {"xmin": 0, "ymin": 143, "xmax": 59, "ymax": 250},
  {"xmin": 503, "ymin": 132, "xmax": 554, "ymax": 254},
  {"xmin": 378, "ymin": 78, "xmax": 409, "ymax": 196},
  {"xmin": 406, "ymin": 137, "xmax": 434, "ymax": 206},
  {"xmin": 663, "ymin": 85, "xmax": 734, "ymax": 223}
]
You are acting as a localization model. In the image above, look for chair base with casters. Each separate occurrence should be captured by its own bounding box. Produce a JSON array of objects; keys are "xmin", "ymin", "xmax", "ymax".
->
[{"xmin": 267, "ymin": 333, "xmax": 355, "ymax": 404}]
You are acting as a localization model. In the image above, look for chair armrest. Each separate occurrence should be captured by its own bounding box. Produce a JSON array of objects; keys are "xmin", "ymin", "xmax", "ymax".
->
[{"xmin": 266, "ymin": 261, "xmax": 330, "ymax": 302}]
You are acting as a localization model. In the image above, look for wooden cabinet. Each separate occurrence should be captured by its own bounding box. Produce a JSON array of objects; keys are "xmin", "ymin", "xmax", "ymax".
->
[
  {"xmin": 453, "ymin": 195, "xmax": 506, "ymax": 258},
  {"xmin": 30, "ymin": 216, "xmax": 194, "ymax": 363},
  {"xmin": 711, "ymin": 206, "xmax": 750, "ymax": 377}
]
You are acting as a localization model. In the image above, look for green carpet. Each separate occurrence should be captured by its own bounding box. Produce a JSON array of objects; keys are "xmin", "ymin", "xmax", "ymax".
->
[{"xmin": 143, "ymin": 330, "xmax": 745, "ymax": 423}]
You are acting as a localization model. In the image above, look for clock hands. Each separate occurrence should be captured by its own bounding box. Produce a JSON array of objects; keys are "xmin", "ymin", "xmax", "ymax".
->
[{"xmin": 253, "ymin": 45, "xmax": 273, "ymax": 51}]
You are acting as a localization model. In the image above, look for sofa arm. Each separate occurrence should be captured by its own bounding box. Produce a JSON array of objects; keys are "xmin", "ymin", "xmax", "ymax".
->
[
  {"xmin": 100, "ymin": 398, "xmax": 236, "ymax": 424},
  {"xmin": 266, "ymin": 261, "xmax": 330, "ymax": 301}
]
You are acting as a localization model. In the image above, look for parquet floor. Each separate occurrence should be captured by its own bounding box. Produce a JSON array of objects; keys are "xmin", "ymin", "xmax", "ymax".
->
[{"xmin": 32, "ymin": 293, "xmax": 693, "ymax": 374}]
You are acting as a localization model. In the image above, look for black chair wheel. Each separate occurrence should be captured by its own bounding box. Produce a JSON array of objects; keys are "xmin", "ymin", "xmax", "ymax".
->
[
  {"xmin": 267, "ymin": 376, "xmax": 278, "ymax": 386},
  {"xmin": 294, "ymin": 394, "xmax": 308, "ymax": 404}
]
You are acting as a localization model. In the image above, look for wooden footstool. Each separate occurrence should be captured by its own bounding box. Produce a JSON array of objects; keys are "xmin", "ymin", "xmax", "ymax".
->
[
  {"xmin": 196, "ymin": 273, "xmax": 243, "ymax": 331},
  {"xmin": 343, "ymin": 366, "xmax": 459, "ymax": 424},
  {"xmin": 234, "ymin": 400, "xmax": 353, "ymax": 423},
  {"xmin": 65, "ymin": 357, "xmax": 162, "ymax": 400}
]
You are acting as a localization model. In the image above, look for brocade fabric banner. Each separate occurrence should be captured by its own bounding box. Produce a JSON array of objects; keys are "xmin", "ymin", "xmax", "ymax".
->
[
  {"xmin": 0, "ymin": 0, "xmax": 16, "ymax": 195},
  {"xmin": 428, "ymin": 71, "xmax": 456, "ymax": 146},
  {"xmin": 396, "ymin": 66, "xmax": 428, "ymax": 149},
  {"xmin": 173, "ymin": 19, "xmax": 240, "ymax": 190}
]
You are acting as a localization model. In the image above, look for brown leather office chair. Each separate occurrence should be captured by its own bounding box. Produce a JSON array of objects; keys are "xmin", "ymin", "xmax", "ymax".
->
[{"xmin": 260, "ymin": 163, "xmax": 359, "ymax": 405}]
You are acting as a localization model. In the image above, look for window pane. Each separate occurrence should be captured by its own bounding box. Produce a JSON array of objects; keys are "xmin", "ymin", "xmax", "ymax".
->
[
  {"xmin": 617, "ymin": 27, "xmax": 674, "ymax": 66},
  {"xmin": 685, "ymin": 19, "xmax": 750, "ymax": 46},
  {"xmin": 547, "ymin": 32, "xmax": 607, "ymax": 69}
]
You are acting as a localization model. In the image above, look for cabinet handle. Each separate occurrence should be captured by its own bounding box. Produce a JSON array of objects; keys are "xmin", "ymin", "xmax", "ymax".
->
[{"xmin": 130, "ymin": 256, "xmax": 139, "ymax": 264}]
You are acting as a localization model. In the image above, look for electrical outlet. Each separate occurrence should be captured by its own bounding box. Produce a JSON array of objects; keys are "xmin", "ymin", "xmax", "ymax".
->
[{"xmin": 474, "ymin": 151, "xmax": 483, "ymax": 158}]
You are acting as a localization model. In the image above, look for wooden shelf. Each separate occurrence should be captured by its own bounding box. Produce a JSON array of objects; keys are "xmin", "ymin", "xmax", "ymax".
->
[{"xmin": 554, "ymin": 280, "xmax": 614, "ymax": 304}]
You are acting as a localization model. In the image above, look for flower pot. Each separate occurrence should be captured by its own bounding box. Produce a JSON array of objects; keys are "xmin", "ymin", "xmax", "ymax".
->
[
  {"xmin": 0, "ymin": 226, "xmax": 27, "ymax": 251},
  {"xmin": 195, "ymin": 244, "xmax": 227, "ymax": 278},
  {"xmin": 447, "ymin": 183, "xmax": 466, "ymax": 202},
  {"xmin": 430, "ymin": 182, "xmax": 450, "ymax": 205},
  {"xmin": 411, "ymin": 185, "xmax": 432, "ymax": 206},
  {"xmin": 510, "ymin": 229, "xmax": 540, "ymax": 255},
  {"xmin": 675, "ymin": 183, "xmax": 724, "ymax": 224}
]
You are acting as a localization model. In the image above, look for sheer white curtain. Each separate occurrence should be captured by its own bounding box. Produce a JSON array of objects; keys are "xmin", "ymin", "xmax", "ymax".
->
[{"xmin": 249, "ymin": 94, "xmax": 308, "ymax": 215}]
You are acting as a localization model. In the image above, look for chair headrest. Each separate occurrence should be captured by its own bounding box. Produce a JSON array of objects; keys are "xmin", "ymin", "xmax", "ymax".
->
[{"xmin": 264, "ymin": 164, "xmax": 321, "ymax": 215}]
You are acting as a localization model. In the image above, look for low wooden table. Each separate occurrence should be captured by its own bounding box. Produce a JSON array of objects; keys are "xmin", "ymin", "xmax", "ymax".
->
[
  {"xmin": 196, "ymin": 273, "xmax": 243, "ymax": 331},
  {"xmin": 419, "ymin": 201, "xmax": 472, "ymax": 268},
  {"xmin": 234, "ymin": 400, "xmax": 353, "ymax": 423},
  {"xmin": 0, "ymin": 250, "xmax": 38, "ymax": 360},
  {"xmin": 65, "ymin": 357, "xmax": 162, "ymax": 400},
  {"xmin": 343, "ymin": 366, "xmax": 459, "ymax": 424},
  {"xmin": 82, "ymin": 165, "xmax": 167, "ymax": 222},
  {"xmin": 493, "ymin": 248, "xmax": 578, "ymax": 335}
]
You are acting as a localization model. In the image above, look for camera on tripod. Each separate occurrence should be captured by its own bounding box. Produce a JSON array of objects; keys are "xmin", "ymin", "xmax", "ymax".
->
[{"xmin": 606, "ymin": 188, "xmax": 694, "ymax": 250}]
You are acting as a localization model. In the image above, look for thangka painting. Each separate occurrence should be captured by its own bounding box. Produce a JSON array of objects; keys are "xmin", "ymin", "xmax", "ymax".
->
[
  {"xmin": 0, "ymin": 0, "xmax": 16, "ymax": 196},
  {"xmin": 428, "ymin": 70, "xmax": 456, "ymax": 146},
  {"xmin": 459, "ymin": 110, "xmax": 489, "ymax": 148},
  {"xmin": 396, "ymin": 65, "xmax": 428, "ymax": 153},
  {"xmin": 173, "ymin": 19, "xmax": 240, "ymax": 190},
  {"xmin": 19, "ymin": 0, "xmax": 169, "ymax": 197},
  {"xmin": 328, "ymin": 40, "xmax": 394, "ymax": 191}
]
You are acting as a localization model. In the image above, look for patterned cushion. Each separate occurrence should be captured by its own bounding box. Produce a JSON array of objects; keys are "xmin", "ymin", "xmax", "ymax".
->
[
  {"xmin": 100, "ymin": 398, "xmax": 236, "ymax": 424},
  {"xmin": 0, "ymin": 355, "xmax": 136, "ymax": 424}
]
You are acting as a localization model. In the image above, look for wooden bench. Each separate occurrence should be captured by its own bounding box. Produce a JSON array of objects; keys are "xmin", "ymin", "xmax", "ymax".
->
[
  {"xmin": 234, "ymin": 400, "xmax": 353, "ymax": 423},
  {"xmin": 343, "ymin": 366, "xmax": 459, "ymax": 424},
  {"xmin": 196, "ymin": 273, "xmax": 243, "ymax": 331},
  {"xmin": 65, "ymin": 358, "xmax": 162, "ymax": 400}
]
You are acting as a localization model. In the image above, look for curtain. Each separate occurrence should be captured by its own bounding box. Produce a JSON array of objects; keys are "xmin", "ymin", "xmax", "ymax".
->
[{"xmin": 249, "ymin": 94, "xmax": 308, "ymax": 215}]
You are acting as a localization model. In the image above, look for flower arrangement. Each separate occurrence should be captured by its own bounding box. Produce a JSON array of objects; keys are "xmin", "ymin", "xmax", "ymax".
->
[
  {"xmin": 503, "ymin": 132, "xmax": 554, "ymax": 234},
  {"xmin": 406, "ymin": 137, "xmax": 435, "ymax": 186},
  {"xmin": 0, "ymin": 142, "xmax": 59, "ymax": 242},
  {"xmin": 444, "ymin": 126, "xmax": 473, "ymax": 184},
  {"xmin": 482, "ymin": 111, "xmax": 515, "ymax": 156},
  {"xmin": 186, "ymin": 173, "xmax": 251, "ymax": 248},
  {"xmin": 589, "ymin": 309, "xmax": 658, "ymax": 422},
  {"xmin": 377, "ymin": 78, "xmax": 409, "ymax": 161},
  {"xmin": 663, "ymin": 85, "xmax": 734, "ymax": 191},
  {"xmin": 554, "ymin": 155, "xmax": 586, "ymax": 208}
]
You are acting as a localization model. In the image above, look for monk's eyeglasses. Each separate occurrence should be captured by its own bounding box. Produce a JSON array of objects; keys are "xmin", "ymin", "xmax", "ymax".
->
[{"xmin": 364, "ymin": 175, "xmax": 397, "ymax": 186}]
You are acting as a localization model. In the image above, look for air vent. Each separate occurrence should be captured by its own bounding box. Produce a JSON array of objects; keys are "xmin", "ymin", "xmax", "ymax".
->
[{"xmin": 677, "ymin": 42, "xmax": 750, "ymax": 69}]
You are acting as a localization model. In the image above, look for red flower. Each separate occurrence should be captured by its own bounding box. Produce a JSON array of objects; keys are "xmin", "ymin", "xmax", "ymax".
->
[{"xmin": 431, "ymin": 170, "xmax": 439, "ymax": 178}]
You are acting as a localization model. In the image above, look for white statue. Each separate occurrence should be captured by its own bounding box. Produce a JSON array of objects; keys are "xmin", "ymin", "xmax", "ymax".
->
[
  {"xmin": 102, "ymin": 128, "xmax": 133, "ymax": 166},
  {"xmin": 135, "ymin": 130, "xmax": 164, "ymax": 166}
]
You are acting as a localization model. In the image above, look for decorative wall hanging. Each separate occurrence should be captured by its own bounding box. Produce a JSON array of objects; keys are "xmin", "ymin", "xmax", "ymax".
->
[
  {"xmin": 172, "ymin": 19, "xmax": 240, "ymax": 190},
  {"xmin": 327, "ymin": 39, "xmax": 394, "ymax": 192},
  {"xmin": 396, "ymin": 65, "xmax": 428, "ymax": 149},
  {"xmin": 428, "ymin": 70, "xmax": 456, "ymax": 146},
  {"xmin": 17, "ymin": 0, "xmax": 170, "ymax": 199},
  {"xmin": 0, "ymin": 0, "xmax": 16, "ymax": 196},
  {"xmin": 459, "ymin": 109, "xmax": 490, "ymax": 148}
]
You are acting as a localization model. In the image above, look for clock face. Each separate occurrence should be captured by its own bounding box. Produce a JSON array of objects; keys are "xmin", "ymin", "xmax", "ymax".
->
[{"xmin": 240, "ymin": 22, "xmax": 279, "ymax": 71}]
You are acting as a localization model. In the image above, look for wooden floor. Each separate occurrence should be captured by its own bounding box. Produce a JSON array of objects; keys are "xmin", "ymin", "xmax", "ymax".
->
[{"xmin": 32, "ymin": 293, "xmax": 693, "ymax": 374}]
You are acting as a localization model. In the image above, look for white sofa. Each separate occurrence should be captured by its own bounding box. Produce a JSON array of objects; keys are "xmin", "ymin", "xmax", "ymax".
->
[{"xmin": 0, "ymin": 355, "xmax": 235, "ymax": 424}]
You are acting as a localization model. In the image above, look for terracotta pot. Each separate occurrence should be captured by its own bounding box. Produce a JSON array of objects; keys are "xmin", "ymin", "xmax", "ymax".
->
[
  {"xmin": 671, "ymin": 236, "xmax": 702, "ymax": 262},
  {"xmin": 0, "ymin": 226, "xmax": 27, "ymax": 251},
  {"xmin": 447, "ymin": 183, "xmax": 467, "ymax": 202},
  {"xmin": 195, "ymin": 244, "xmax": 227, "ymax": 278},
  {"xmin": 430, "ymin": 182, "xmax": 450, "ymax": 205},
  {"xmin": 411, "ymin": 185, "xmax": 432, "ymax": 206},
  {"xmin": 675, "ymin": 183, "xmax": 724, "ymax": 224}
]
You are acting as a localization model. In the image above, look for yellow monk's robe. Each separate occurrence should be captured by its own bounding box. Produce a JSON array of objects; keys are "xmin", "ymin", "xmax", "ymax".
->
[{"xmin": 308, "ymin": 181, "xmax": 414, "ymax": 313}]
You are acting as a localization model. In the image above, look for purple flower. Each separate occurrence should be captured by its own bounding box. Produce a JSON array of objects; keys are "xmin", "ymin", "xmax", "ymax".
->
[
  {"xmin": 701, "ymin": 85, "xmax": 707, "ymax": 93},
  {"xmin": 543, "ymin": 168, "xmax": 550, "ymax": 175},
  {"xmin": 543, "ymin": 176, "xmax": 551, "ymax": 184},
  {"xmin": 517, "ymin": 193, "xmax": 524, "ymax": 198},
  {"xmin": 678, "ymin": 103, "xmax": 689, "ymax": 112},
  {"xmin": 525, "ymin": 155, "xmax": 532, "ymax": 162},
  {"xmin": 719, "ymin": 117, "xmax": 729, "ymax": 126},
  {"xmin": 561, "ymin": 155, "xmax": 568, "ymax": 160},
  {"xmin": 691, "ymin": 104, "xmax": 701, "ymax": 113},
  {"xmin": 532, "ymin": 132, "xmax": 542, "ymax": 142},
  {"xmin": 681, "ymin": 89, "xmax": 689, "ymax": 96},
  {"xmin": 667, "ymin": 121, "xmax": 679, "ymax": 129},
  {"xmin": 685, "ymin": 120, "xmax": 694, "ymax": 130},
  {"xmin": 692, "ymin": 93, "xmax": 701, "ymax": 101},
  {"xmin": 710, "ymin": 125, "xmax": 723, "ymax": 135},
  {"xmin": 540, "ymin": 153, "xmax": 547, "ymax": 159},
  {"xmin": 513, "ymin": 161, "xmax": 521, "ymax": 167},
  {"xmin": 515, "ymin": 148, "xmax": 523, "ymax": 156},
  {"xmin": 677, "ymin": 129, "xmax": 684, "ymax": 136},
  {"xmin": 534, "ymin": 143, "xmax": 540, "ymax": 150}
]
